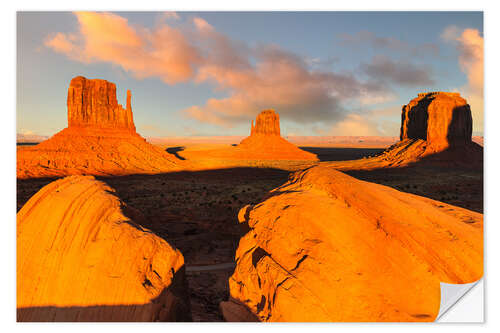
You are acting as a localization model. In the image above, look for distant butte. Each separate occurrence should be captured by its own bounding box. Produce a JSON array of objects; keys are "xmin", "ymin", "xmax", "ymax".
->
[
  {"xmin": 250, "ymin": 109, "xmax": 281, "ymax": 136},
  {"xmin": 178, "ymin": 109, "xmax": 318, "ymax": 165},
  {"xmin": 67, "ymin": 76, "xmax": 135, "ymax": 131},
  {"xmin": 326, "ymin": 91, "xmax": 482, "ymax": 170},
  {"xmin": 236, "ymin": 109, "xmax": 318, "ymax": 160},
  {"xmin": 400, "ymin": 92, "xmax": 473, "ymax": 151},
  {"xmin": 17, "ymin": 76, "xmax": 186, "ymax": 179}
]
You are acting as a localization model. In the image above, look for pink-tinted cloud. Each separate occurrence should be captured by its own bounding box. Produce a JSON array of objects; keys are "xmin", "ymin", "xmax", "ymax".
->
[
  {"xmin": 45, "ymin": 12, "xmax": 393, "ymax": 129},
  {"xmin": 442, "ymin": 26, "xmax": 483, "ymax": 132},
  {"xmin": 45, "ymin": 12, "xmax": 200, "ymax": 84}
]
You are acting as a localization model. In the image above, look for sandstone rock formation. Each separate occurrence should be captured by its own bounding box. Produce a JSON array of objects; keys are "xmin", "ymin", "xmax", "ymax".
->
[
  {"xmin": 17, "ymin": 76, "xmax": 186, "ymax": 179},
  {"xmin": 400, "ymin": 92, "xmax": 472, "ymax": 150},
  {"xmin": 180, "ymin": 110, "xmax": 318, "ymax": 163},
  {"xmin": 67, "ymin": 76, "xmax": 135, "ymax": 131},
  {"xmin": 327, "ymin": 92, "xmax": 482, "ymax": 170},
  {"xmin": 250, "ymin": 109, "xmax": 280, "ymax": 136},
  {"xmin": 17, "ymin": 176, "xmax": 191, "ymax": 322},
  {"xmin": 224, "ymin": 166, "xmax": 483, "ymax": 322}
]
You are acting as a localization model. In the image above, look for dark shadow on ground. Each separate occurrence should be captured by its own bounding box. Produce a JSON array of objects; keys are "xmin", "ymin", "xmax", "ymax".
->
[
  {"xmin": 344, "ymin": 161, "xmax": 483, "ymax": 213},
  {"xmin": 165, "ymin": 146, "xmax": 186, "ymax": 160},
  {"xmin": 16, "ymin": 142, "xmax": 40, "ymax": 146},
  {"xmin": 299, "ymin": 147, "xmax": 385, "ymax": 162}
]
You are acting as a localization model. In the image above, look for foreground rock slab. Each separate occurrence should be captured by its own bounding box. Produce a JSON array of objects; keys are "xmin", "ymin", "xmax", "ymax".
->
[
  {"xmin": 225, "ymin": 166, "xmax": 483, "ymax": 322},
  {"xmin": 17, "ymin": 176, "xmax": 191, "ymax": 322}
]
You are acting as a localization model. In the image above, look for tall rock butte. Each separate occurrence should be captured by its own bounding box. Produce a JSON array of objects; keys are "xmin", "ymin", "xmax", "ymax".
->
[
  {"xmin": 179, "ymin": 109, "xmax": 318, "ymax": 164},
  {"xmin": 67, "ymin": 76, "xmax": 135, "ymax": 131},
  {"xmin": 326, "ymin": 92, "xmax": 482, "ymax": 171},
  {"xmin": 17, "ymin": 176, "xmax": 191, "ymax": 321},
  {"xmin": 250, "ymin": 109, "xmax": 281, "ymax": 136},
  {"xmin": 237, "ymin": 109, "xmax": 317, "ymax": 160},
  {"xmin": 17, "ymin": 76, "xmax": 186, "ymax": 179},
  {"xmin": 221, "ymin": 166, "xmax": 483, "ymax": 322},
  {"xmin": 400, "ymin": 92, "xmax": 473, "ymax": 150}
]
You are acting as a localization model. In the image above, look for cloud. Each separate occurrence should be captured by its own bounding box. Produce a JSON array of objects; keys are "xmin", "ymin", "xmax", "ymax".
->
[
  {"xmin": 339, "ymin": 31, "xmax": 440, "ymax": 57},
  {"xmin": 45, "ymin": 12, "xmax": 395, "ymax": 130},
  {"xmin": 45, "ymin": 12, "xmax": 201, "ymax": 84},
  {"xmin": 442, "ymin": 26, "xmax": 483, "ymax": 132},
  {"xmin": 361, "ymin": 55, "xmax": 434, "ymax": 86},
  {"xmin": 186, "ymin": 43, "xmax": 394, "ymax": 126},
  {"xmin": 328, "ymin": 114, "xmax": 382, "ymax": 136},
  {"xmin": 159, "ymin": 12, "xmax": 180, "ymax": 21}
]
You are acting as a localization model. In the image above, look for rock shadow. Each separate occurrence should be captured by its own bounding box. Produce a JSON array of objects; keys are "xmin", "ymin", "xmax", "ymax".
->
[
  {"xmin": 299, "ymin": 147, "xmax": 386, "ymax": 162},
  {"xmin": 166, "ymin": 146, "xmax": 186, "ymax": 160}
]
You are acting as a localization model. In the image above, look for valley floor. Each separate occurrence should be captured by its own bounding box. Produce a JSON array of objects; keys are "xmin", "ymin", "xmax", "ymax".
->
[{"xmin": 16, "ymin": 145, "xmax": 483, "ymax": 321}]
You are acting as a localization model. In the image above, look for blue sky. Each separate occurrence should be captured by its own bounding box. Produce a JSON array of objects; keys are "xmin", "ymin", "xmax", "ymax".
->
[{"xmin": 17, "ymin": 11, "xmax": 483, "ymax": 137}]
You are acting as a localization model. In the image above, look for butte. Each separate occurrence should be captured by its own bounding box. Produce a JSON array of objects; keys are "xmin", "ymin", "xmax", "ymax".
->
[
  {"xmin": 17, "ymin": 76, "xmax": 186, "ymax": 179},
  {"xmin": 327, "ymin": 92, "xmax": 483, "ymax": 171},
  {"xmin": 180, "ymin": 109, "xmax": 318, "ymax": 165}
]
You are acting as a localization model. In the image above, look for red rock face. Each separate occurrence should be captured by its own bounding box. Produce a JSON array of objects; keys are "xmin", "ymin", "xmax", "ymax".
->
[
  {"xmin": 250, "ymin": 109, "xmax": 280, "ymax": 136},
  {"xmin": 400, "ymin": 92, "xmax": 472, "ymax": 150},
  {"xmin": 67, "ymin": 76, "xmax": 135, "ymax": 131}
]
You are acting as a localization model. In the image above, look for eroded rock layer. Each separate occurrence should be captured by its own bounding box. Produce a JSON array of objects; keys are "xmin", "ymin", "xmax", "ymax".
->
[
  {"xmin": 224, "ymin": 166, "xmax": 483, "ymax": 322},
  {"xmin": 17, "ymin": 76, "xmax": 185, "ymax": 178},
  {"xmin": 17, "ymin": 176, "xmax": 191, "ymax": 322}
]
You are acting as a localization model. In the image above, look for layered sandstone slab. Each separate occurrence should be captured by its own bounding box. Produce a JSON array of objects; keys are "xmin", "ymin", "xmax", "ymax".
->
[
  {"xmin": 180, "ymin": 110, "xmax": 318, "ymax": 163},
  {"xmin": 326, "ymin": 92, "xmax": 481, "ymax": 170},
  {"xmin": 17, "ymin": 76, "xmax": 185, "ymax": 179},
  {"xmin": 17, "ymin": 176, "xmax": 191, "ymax": 322},
  {"xmin": 224, "ymin": 166, "xmax": 483, "ymax": 322}
]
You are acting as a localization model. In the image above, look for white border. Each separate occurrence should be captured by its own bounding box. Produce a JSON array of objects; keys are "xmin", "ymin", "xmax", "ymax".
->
[{"xmin": 3, "ymin": 1, "xmax": 499, "ymax": 331}]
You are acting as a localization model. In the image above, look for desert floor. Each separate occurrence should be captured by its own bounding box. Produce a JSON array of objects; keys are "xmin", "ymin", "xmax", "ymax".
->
[{"xmin": 16, "ymin": 143, "xmax": 483, "ymax": 321}]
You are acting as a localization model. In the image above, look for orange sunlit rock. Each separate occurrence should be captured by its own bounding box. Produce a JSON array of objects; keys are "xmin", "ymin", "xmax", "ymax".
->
[
  {"xmin": 326, "ymin": 92, "xmax": 482, "ymax": 170},
  {"xmin": 225, "ymin": 166, "xmax": 483, "ymax": 322},
  {"xmin": 17, "ymin": 176, "xmax": 190, "ymax": 322},
  {"xmin": 67, "ymin": 76, "xmax": 135, "ymax": 130},
  {"xmin": 181, "ymin": 109, "xmax": 318, "ymax": 162},
  {"xmin": 400, "ymin": 92, "xmax": 472, "ymax": 150},
  {"xmin": 17, "ymin": 76, "xmax": 187, "ymax": 179}
]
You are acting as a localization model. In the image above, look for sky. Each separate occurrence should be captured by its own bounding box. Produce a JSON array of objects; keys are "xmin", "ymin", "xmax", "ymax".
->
[{"xmin": 17, "ymin": 11, "xmax": 483, "ymax": 137}]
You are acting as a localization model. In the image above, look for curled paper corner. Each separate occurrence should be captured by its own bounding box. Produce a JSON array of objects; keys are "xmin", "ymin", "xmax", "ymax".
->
[{"xmin": 436, "ymin": 278, "xmax": 483, "ymax": 322}]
